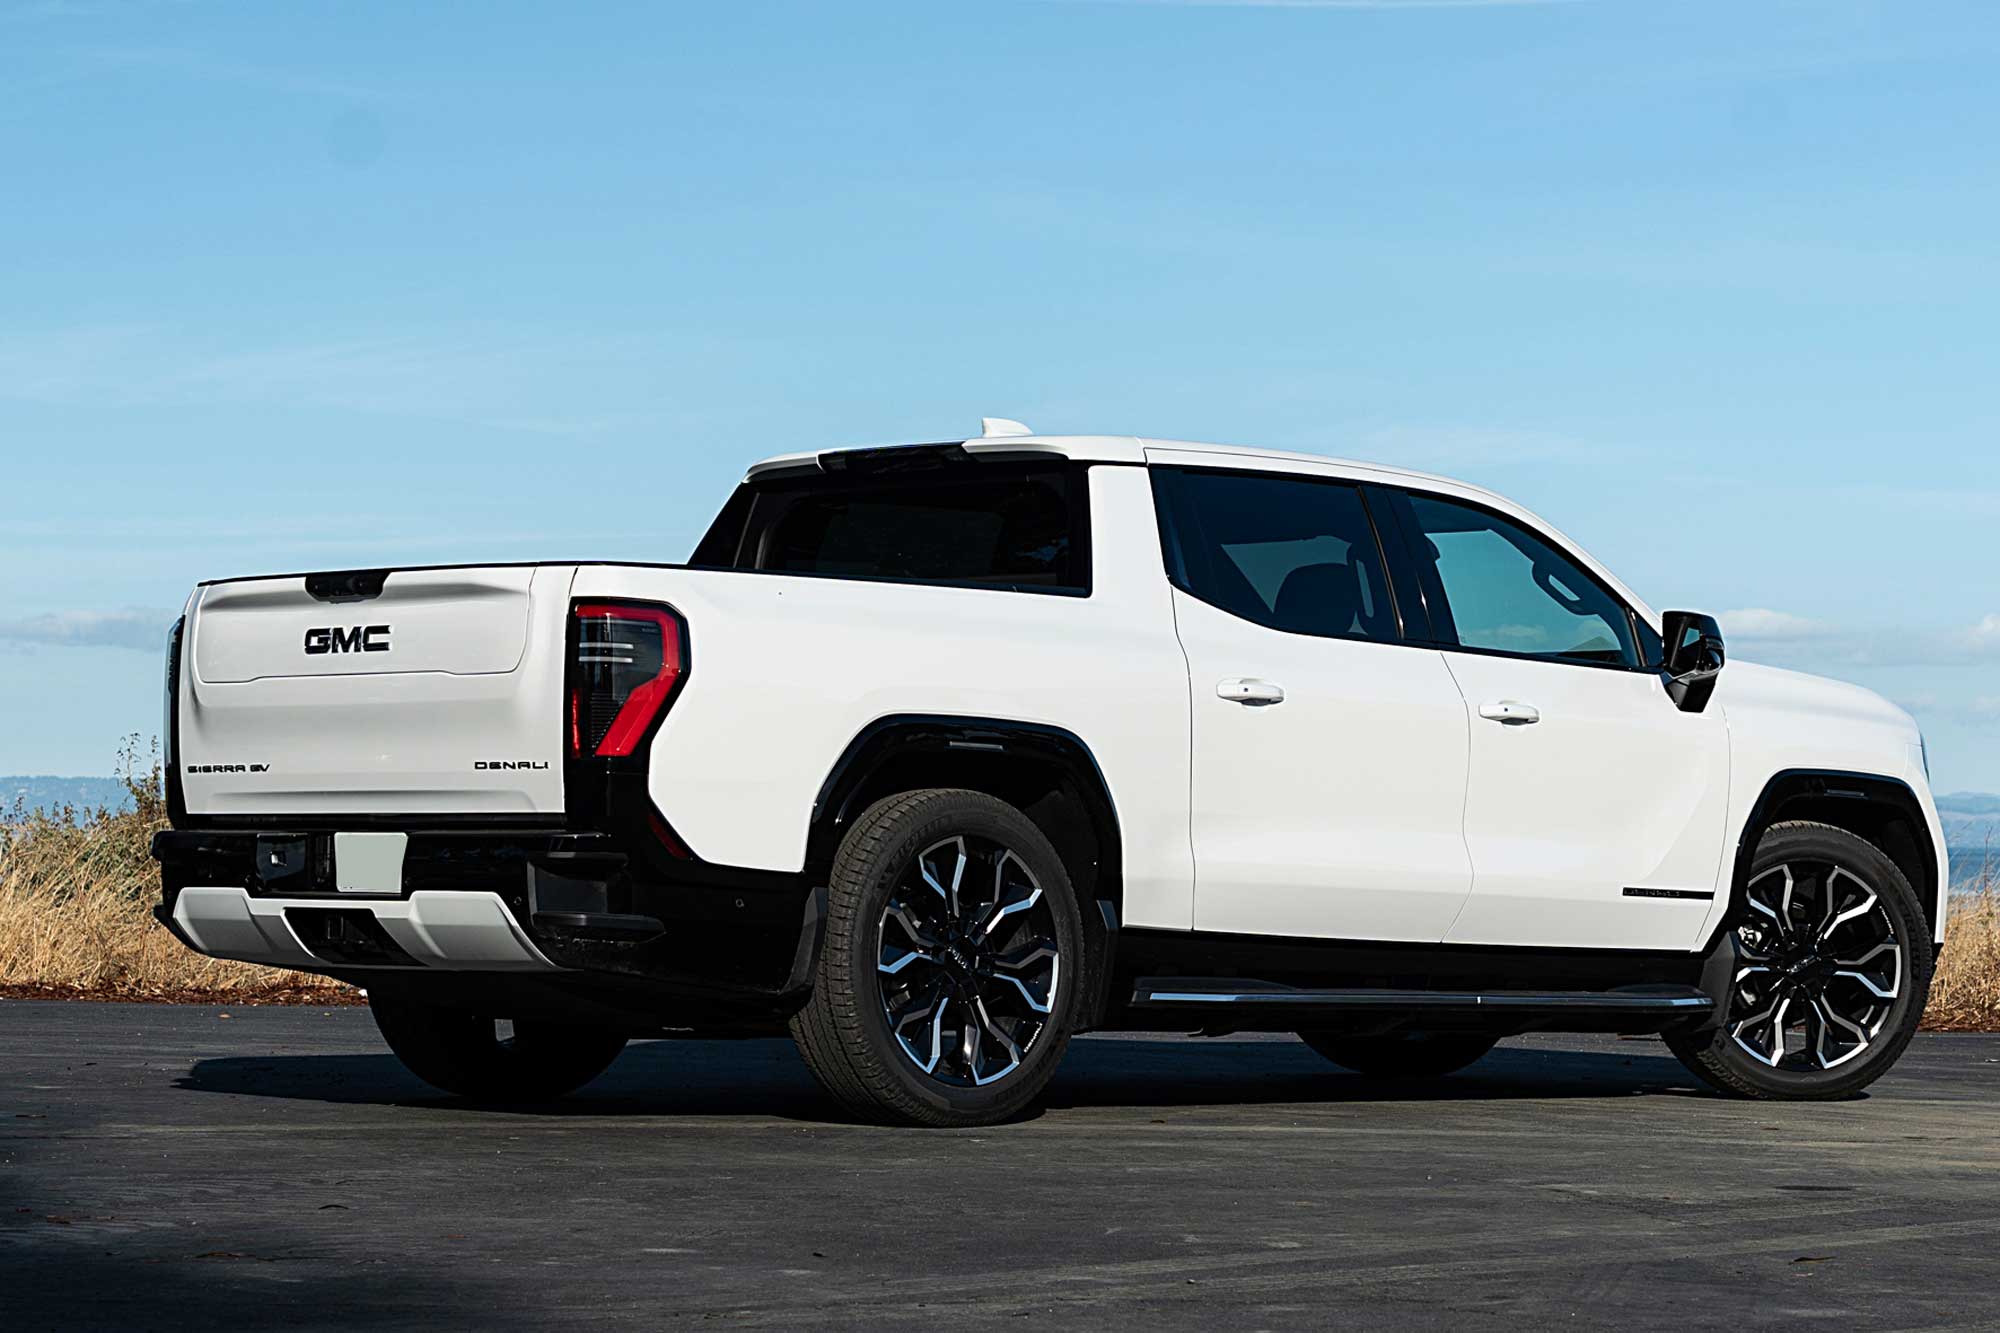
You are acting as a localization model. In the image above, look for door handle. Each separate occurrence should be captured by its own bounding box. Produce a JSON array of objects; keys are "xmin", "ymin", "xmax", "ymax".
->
[
  {"xmin": 1218, "ymin": 677, "xmax": 1285, "ymax": 706},
  {"xmin": 1478, "ymin": 700, "xmax": 1540, "ymax": 725}
]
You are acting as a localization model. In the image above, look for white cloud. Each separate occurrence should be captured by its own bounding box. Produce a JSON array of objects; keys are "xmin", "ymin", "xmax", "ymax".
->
[
  {"xmin": 1720, "ymin": 608, "xmax": 1827, "ymax": 642},
  {"xmin": 0, "ymin": 609, "xmax": 168, "ymax": 652},
  {"xmin": 1968, "ymin": 614, "xmax": 2000, "ymax": 652}
]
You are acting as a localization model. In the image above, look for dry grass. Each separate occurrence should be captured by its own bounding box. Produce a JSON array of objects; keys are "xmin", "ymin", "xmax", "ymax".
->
[
  {"xmin": 0, "ymin": 739, "xmax": 1995, "ymax": 1024},
  {"xmin": 1926, "ymin": 867, "xmax": 2000, "ymax": 1032},
  {"xmin": 0, "ymin": 740, "xmax": 354, "ymax": 1005}
]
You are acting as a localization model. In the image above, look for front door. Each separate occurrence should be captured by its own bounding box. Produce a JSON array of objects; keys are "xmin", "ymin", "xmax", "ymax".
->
[
  {"xmin": 1383, "ymin": 488, "xmax": 1731, "ymax": 951},
  {"xmin": 1151, "ymin": 460, "xmax": 1475, "ymax": 943}
]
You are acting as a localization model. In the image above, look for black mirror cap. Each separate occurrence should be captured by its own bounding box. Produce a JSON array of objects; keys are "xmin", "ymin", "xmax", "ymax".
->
[{"xmin": 1661, "ymin": 610, "xmax": 1725, "ymax": 713}]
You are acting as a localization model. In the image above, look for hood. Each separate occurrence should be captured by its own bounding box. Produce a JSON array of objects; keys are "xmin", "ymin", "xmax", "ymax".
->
[{"xmin": 1718, "ymin": 659, "xmax": 1921, "ymax": 744}]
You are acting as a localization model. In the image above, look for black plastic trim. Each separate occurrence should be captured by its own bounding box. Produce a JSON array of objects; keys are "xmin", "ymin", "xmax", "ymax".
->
[
  {"xmin": 1113, "ymin": 927, "xmax": 1704, "ymax": 1012},
  {"xmin": 1713, "ymin": 768, "xmax": 1940, "ymax": 949},
  {"xmin": 808, "ymin": 715, "xmax": 1123, "ymax": 884},
  {"xmin": 1623, "ymin": 886, "xmax": 1716, "ymax": 901}
]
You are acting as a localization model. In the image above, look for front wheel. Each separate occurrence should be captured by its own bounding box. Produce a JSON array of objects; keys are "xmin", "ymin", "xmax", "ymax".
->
[
  {"xmin": 1667, "ymin": 820, "xmax": 1933, "ymax": 1100},
  {"xmin": 789, "ymin": 788, "xmax": 1084, "ymax": 1127},
  {"xmin": 369, "ymin": 993, "xmax": 629, "ymax": 1101},
  {"xmin": 1299, "ymin": 1030, "xmax": 1498, "ymax": 1078}
]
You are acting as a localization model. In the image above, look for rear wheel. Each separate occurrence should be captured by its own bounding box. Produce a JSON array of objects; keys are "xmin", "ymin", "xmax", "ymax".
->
[
  {"xmin": 789, "ymin": 788, "xmax": 1083, "ymax": 1127},
  {"xmin": 1667, "ymin": 820, "xmax": 1932, "ymax": 1100},
  {"xmin": 1298, "ymin": 1030, "xmax": 1498, "ymax": 1078},
  {"xmin": 369, "ymin": 993, "xmax": 629, "ymax": 1100}
]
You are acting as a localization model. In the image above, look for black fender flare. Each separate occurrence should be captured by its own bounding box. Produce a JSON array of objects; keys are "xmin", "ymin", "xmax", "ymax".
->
[{"xmin": 1707, "ymin": 767, "xmax": 1941, "ymax": 953}]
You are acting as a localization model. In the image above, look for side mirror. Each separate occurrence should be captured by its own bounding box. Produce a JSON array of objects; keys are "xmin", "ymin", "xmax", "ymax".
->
[{"xmin": 1660, "ymin": 610, "xmax": 1725, "ymax": 713}]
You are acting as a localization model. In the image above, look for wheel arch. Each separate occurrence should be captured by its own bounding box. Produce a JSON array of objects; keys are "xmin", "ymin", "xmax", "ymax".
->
[
  {"xmin": 1716, "ymin": 769, "xmax": 1943, "ymax": 948},
  {"xmin": 806, "ymin": 714, "xmax": 1126, "ymax": 1026}
]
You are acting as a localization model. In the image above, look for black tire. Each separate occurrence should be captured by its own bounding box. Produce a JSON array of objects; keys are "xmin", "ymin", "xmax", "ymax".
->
[
  {"xmin": 789, "ymin": 788, "xmax": 1084, "ymax": 1127},
  {"xmin": 369, "ymin": 993, "xmax": 629, "ymax": 1101},
  {"xmin": 1298, "ymin": 1030, "xmax": 1498, "ymax": 1078},
  {"xmin": 1667, "ymin": 820, "xmax": 1933, "ymax": 1100}
]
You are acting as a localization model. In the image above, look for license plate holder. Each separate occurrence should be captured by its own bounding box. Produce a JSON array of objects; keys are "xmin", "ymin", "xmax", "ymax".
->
[{"xmin": 333, "ymin": 832, "xmax": 408, "ymax": 895}]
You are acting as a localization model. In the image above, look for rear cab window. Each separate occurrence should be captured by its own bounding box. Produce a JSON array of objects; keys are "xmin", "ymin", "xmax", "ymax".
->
[{"xmin": 691, "ymin": 457, "xmax": 1091, "ymax": 595}]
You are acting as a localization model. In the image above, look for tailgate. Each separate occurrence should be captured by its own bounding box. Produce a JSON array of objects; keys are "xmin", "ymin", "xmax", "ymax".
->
[{"xmin": 179, "ymin": 565, "xmax": 576, "ymax": 818}]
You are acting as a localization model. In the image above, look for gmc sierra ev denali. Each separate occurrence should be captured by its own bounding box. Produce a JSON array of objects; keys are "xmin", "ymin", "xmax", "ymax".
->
[{"xmin": 152, "ymin": 420, "xmax": 1948, "ymax": 1126}]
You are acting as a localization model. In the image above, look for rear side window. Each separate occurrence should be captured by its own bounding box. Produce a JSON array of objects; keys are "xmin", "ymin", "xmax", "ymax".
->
[
  {"xmin": 694, "ymin": 464, "xmax": 1089, "ymax": 594},
  {"xmin": 1151, "ymin": 467, "xmax": 1398, "ymax": 642}
]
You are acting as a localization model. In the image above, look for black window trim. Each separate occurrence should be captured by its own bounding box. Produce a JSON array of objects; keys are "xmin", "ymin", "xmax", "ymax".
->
[
  {"xmin": 690, "ymin": 459, "xmax": 1096, "ymax": 599},
  {"xmin": 1148, "ymin": 463, "xmax": 1415, "ymax": 648},
  {"xmin": 1373, "ymin": 483, "xmax": 1659, "ymax": 675}
]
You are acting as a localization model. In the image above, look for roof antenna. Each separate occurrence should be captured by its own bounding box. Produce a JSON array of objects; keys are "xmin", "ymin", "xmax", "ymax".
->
[{"xmin": 980, "ymin": 417, "xmax": 1033, "ymax": 438}]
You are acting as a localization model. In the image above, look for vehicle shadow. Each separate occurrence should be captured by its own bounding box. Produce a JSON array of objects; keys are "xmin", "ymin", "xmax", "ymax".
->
[{"xmin": 176, "ymin": 1033, "xmax": 1711, "ymax": 1120}]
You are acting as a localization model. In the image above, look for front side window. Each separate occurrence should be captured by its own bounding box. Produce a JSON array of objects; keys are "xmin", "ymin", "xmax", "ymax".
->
[
  {"xmin": 1151, "ymin": 467, "xmax": 1397, "ymax": 642},
  {"xmin": 1397, "ymin": 492, "xmax": 1639, "ymax": 667}
]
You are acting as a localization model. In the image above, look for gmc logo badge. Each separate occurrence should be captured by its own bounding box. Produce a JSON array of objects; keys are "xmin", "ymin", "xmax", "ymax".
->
[{"xmin": 305, "ymin": 625, "xmax": 391, "ymax": 655}]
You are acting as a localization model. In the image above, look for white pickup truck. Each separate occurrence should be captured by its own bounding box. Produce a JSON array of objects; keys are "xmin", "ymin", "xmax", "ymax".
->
[{"xmin": 153, "ymin": 420, "xmax": 1947, "ymax": 1126}]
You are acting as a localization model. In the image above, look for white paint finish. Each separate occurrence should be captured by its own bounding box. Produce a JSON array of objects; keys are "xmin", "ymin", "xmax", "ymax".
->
[
  {"xmin": 172, "ymin": 886, "xmax": 559, "ymax": 970},
  {"xmin": 194, "ymin": 567, "xmax": 537, "ymax": 682},
  {"xmin": 172, "ymin": 886, "xmax": 319, "ymax": 966},
  {"xmin": 166, "ymin": 432, "xmax": 1951, "ymax": 959},
  {"xmin": 574, "ymin": 464, "xmax": 1198, "ymax": 930},
  {"xmin": 178, "ymin": 564, "xmax": 574, "ymax": 815},
  {"xmin": 1438, "ymin": 653, "xmax": 1731, "ymax": 951},
  {"xmin": 333, "ymin": 832, "xmax": 408, "ymax": 894},
  {"xmin": 1171, "ymin": 590, "xmax": 1474, "ymax": 942}
]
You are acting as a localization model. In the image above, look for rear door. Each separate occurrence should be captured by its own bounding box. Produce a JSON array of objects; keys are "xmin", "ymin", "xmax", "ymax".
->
[
  {"xmin": 1150, "ymin": 456, "xmax": 1475, "ymax": 943},
  {"xmin": 180, "ymin": 565, "xmax": 576, "ymax": 817},
  {"xmin": 1375, "ymin": 488, "xmax": 1729, "ymax": 951}
]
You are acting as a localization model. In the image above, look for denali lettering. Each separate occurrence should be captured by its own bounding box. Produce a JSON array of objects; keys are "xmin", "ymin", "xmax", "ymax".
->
[
  {"xmin": 304, "ymin": 625, "xmax": 391, "ymax": 655},
  {"xmin": 473, "ymin": 760, "xmax": 550, "ymax": 770}
]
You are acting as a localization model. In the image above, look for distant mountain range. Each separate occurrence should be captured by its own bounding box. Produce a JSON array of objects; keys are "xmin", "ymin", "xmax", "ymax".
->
[{"xmin": 3, "ymin": 775, "xmax": 135, "ymax": 816}]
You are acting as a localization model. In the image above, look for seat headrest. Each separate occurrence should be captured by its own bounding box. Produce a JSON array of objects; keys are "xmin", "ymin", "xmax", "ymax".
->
[{"xmin": 1273, "ymin": 561, "xmax": 1362, "ymax": 637}]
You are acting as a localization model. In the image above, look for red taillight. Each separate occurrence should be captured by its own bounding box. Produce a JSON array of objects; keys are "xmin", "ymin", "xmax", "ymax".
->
[{"xmin": 570, "ymin": 602, "xmax": 687, "ymax": 758}]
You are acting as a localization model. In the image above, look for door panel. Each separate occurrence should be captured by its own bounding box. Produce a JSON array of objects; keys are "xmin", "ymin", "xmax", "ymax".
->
[
  {"xmin": 1173, "ymin": 589, "xmax": 1475, "ymax": 942},
  {"xmin": 1439, "ymin": 653, "xmax": 1729, "ymax": 949}
]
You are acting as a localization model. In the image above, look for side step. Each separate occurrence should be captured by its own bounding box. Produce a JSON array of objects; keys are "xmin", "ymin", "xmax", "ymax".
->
[{"xmin": 1129, "ymin": 978, "xmax": 1711, "ymax": 1031}]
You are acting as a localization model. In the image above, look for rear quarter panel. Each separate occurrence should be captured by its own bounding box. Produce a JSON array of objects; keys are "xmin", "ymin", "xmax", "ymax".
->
[{"xmin": 572, "ymin": 465, "xmax": 1198, "ymax": 931}]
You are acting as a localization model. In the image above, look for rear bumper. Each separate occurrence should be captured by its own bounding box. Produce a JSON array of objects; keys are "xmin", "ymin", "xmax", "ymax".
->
[
  {"xmin": 162, "ymin": 886, "xmax": 558, "ymax": 971},
  {"xmin": 152, "ymin": 827, "xmax": 819, "ymax": 1023}
]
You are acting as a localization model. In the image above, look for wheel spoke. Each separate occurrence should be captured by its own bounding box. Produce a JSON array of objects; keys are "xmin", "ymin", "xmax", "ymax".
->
[
  {"xmin": 1732, "ymin": 993, "xmax": 1791, "ymax": 1068},
  {"xmin": 877, "ymin": 829, "xmax": 1062, "ymax": 1091},
  {"xmin": 1819, "ymin": 868, "xmax": 1879, "ymax": 944},
  {"xmin": 1744, "ymin": 864, "xmax": 1797, "ymax": 945},
  {"xmin": 879, "ymin": 948, "xmax": 940, "ymax": 976},
  {"xmin": 1831, "ymin": 940, "xmax": 1901, "ymax": 1000},
  {"xmin": 969, "ymin": 995, "xmax": 1023, "ymax": 1086},
  {"xmin": 883, "ymin": 898, "xmax": 944, "ymax": 950}
]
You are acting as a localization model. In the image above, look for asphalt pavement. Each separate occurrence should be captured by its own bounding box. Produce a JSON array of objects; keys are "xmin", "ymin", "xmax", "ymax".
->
[{"xmin": 2, "ymin": 1000, "xmax": 1997, "ymax": 1330}]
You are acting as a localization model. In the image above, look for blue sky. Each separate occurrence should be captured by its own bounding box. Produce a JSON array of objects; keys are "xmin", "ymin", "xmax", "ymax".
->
[{"xmin": 1, "ymin": 0, "xmax": 1996, "ymax": 790}]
